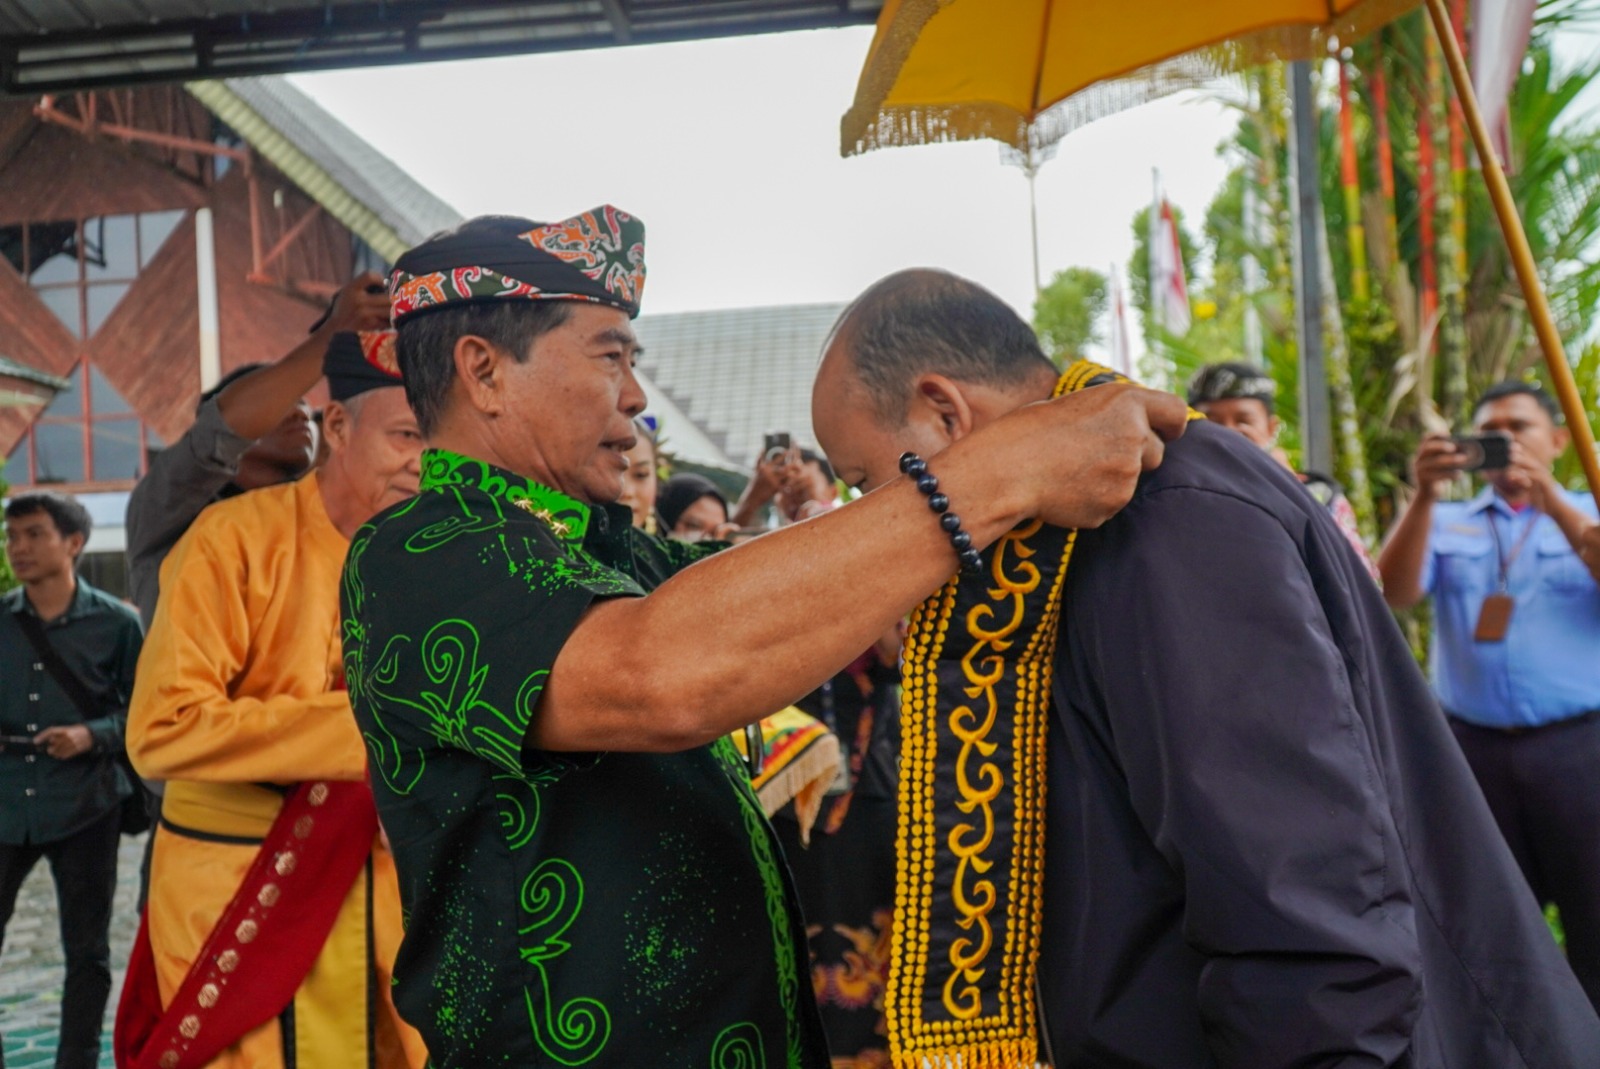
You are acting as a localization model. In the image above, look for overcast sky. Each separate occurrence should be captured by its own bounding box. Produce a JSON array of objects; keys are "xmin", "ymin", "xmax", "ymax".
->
[
  {"xmin": 291, "ymin": 18, "xmax": 1599, "ymax": 343},
  {"xmin": 291, "ymin": 25, "xmax": 1237, "ymax": 329}
]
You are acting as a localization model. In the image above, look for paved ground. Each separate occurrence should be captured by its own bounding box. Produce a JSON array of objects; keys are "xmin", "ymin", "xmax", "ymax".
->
[{"xmin": 0, "ymin": 834, "xmax": 144, "ymax": 1068}]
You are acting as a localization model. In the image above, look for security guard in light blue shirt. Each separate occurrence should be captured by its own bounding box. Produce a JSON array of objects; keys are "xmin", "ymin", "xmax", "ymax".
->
[
  {"xmin": 1421, "ymin": 483, "xmax": 1600, "ymax": 725},
  {"xmin": 1381, "ymin": 380, "xmax": 1600, "ymax": 1013}
]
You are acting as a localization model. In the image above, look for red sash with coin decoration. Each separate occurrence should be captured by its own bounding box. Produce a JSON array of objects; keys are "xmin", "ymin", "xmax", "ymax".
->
[{"xmin": 114, "ymin": 780, "xmax": 379, "ymax": 1069}]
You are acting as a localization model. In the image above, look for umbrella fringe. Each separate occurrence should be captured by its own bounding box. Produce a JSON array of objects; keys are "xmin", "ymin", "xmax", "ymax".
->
[
  {"xmin": 841, "ymin": 0, "xmax": 1427, "ymax": 157},
  {"xmin": 843, "ymin": 52, "xmax": 1221, "ymax": 156}
]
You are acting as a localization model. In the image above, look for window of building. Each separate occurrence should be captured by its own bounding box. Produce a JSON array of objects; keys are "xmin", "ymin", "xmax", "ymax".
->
[
  {"xmin": 0, "ymin": 211, "xmax": 184, "ymax": 489},
  {"xmin": 3, "ymin": 362, "xmax": 159, "ymax": 488},
  {"xmin": 1, "ymin": 212, "xmax": 185, "ymax": 338}
]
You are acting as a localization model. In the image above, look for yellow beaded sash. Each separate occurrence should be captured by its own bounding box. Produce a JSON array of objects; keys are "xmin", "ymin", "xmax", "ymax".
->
[{"xmin": 886, "ymin": 359, "xmax": 1122, "ymax": 1069}]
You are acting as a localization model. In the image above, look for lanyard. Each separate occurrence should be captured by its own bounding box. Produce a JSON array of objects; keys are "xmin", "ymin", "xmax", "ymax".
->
[{"xmin": 1485, "ymin": 509, "xmax": 1540, "ymax": 593}]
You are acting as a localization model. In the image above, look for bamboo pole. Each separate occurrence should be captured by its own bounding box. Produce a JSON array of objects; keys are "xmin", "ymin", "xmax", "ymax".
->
[
  {"xmin": 1371, "ymin": 41, "xmax": 1401, "ymax": 260},
  {"xmin": 1337, "ymin": 59, "xmax": 1370, "ymax": 302},
  {"xmin": 1424, "ymin": 0, "xmax": 1600, "ymax": 504},
  {"xmin": 1418, "ymin": 36, "xmax": 1439, "ymax": 354}
]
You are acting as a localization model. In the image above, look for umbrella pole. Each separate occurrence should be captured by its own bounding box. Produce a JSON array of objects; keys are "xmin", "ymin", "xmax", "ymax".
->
[{"xmin": 1423, "ymin": 0, "xmax": 1600, "ymax": 505}]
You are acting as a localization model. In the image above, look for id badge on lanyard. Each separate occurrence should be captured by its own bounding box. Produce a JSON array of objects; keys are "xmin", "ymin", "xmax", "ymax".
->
[{"xmin": 1474, "ymin": 511, "xmax": 1537, "ymax": 643}]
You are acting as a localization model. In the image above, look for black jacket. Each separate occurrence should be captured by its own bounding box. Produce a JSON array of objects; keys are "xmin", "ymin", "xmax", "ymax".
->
[{"xmin": 1044, "ymin": 420, "xmax": 1600, "ymax": 1067}]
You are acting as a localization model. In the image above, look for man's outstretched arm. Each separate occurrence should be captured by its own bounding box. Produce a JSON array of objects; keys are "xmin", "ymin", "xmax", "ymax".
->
[
  {"xmin": 1073, "ymin": 486, "xmax": 1423, "ymax": 1068},
  {"xmin": 537, "ymin": 383, "xmax": 1190, "ymax": 753}
]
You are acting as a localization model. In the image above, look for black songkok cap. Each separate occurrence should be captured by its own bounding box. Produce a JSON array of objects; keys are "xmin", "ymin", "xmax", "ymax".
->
[
  {"xmin": 324, "ymin": 330, "xmax": 402, "ymax": 402},
  {"xmin": 1186, "ymin": 362, "xmax": 1278, "ymax": 411},
  {"xmin": 388, "ymin": 206, "xmax": 647, "ymax": 325}
]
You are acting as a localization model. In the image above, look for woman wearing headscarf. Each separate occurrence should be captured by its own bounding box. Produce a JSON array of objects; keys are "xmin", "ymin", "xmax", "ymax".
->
[{"xmin": 656, "ymin": 473, "xmax": 733, "ymax": 542}]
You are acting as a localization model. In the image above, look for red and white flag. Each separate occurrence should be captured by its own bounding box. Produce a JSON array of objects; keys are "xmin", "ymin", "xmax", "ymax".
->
[
  {"xmin": 1108, "ymin": 264, "xmax": 1133, "ymax": 377},
  {"xmin": 1151, "ymin": 195, "xmax": 1191, "ymax": 337},
  {"xmin": 1472, "ymin": 0, "xmax": 1538, "ymax": 165}
]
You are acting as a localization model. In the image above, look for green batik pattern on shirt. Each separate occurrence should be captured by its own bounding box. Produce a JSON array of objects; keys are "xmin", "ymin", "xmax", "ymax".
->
[
  {"xmin": 343, "ymin": 453, "xmax": 616, "ymax": 1064},
  {"xmin": 344, "ymin": 448, "xmax": 828, "ymax": 1066},
  {"xmin": 420, "ymin": 448, "xmax": 591, "ymax": 542},
  {"xmin": 710, "ymin": 1022, "xmax": 766, "ymax": 1069},
  {"xmin": 712, "ymin": 735, "xmax": 807, "ymax": 1069}
]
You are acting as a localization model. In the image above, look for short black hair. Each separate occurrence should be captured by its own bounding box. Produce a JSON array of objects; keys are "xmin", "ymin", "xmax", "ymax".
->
[
  {"xmin": 395, "ymin": 216, "xmax": 578, "ymax": 437},
  {"xmin": 397, "ymin": 300, "xmax": 572, "ymax": 437},
  {"xmin": 1474, "ymin": 380, "xmax": 1562, "ymax": 424},
  {"xmin": 5, "ymin": 490, "xmax": 92, "ymax": 551},
  {"xmin": 835, "ymin": 269, "xmax": 1055, "ymax": 423}
]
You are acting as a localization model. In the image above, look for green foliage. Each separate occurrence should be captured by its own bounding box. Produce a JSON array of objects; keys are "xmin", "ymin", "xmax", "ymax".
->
[
  {"xmin": 1164, "ymin": 0, "xmax": 1600, "ymax": 556},
  {"xmin": 0, "ymin": 478, "xmax": 14, "ymax": 595},
  {"xmin": 1032, "ymin": 266, "xmax": 1109, "ymax": 363}
]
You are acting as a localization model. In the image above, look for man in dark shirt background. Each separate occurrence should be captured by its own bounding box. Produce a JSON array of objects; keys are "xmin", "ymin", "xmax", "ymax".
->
[
  {"xmin": 0, "ymin": 490, "xmax": 142, "ymax": 1069},
  {"xmin": 811, "ymin": 268, "xmax": 1600, "ymax": 1068}
]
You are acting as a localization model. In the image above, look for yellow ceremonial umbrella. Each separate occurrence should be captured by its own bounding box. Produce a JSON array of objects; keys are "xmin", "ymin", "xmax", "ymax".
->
[{"xmin": 842, "ymin": 0, "xmax": 1600, "ymax": 506}]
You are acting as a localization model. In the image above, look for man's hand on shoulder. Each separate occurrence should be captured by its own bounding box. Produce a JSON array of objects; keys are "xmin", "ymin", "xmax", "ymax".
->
[{"xmin": 981, "ymin": 383, "xmax": 1188, "ymax": 531}]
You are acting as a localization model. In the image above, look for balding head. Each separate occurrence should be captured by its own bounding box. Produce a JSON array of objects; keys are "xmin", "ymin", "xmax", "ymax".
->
[
  {"xmin": 822, "ymin": 269, "xmax": 1056, "ymax": 425},
  {"xmin": 813, "ymin": 269, "xmax": 1059, "ymax": 497}
]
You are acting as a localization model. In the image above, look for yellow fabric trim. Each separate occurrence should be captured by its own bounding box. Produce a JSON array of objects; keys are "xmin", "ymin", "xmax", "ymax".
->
[
  {"xmin": 162, "ymin": 781, "xmax": 284, "ymax": 840},
  {"xmin": 294, "ymin": 863, "xmax": 372, "ymax": 1067}
]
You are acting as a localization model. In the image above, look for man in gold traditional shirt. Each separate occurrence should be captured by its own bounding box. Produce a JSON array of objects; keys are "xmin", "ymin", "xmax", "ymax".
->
[{"xmin": 119, "ymin": 331, "xmax": 426, "ymax": 1069}]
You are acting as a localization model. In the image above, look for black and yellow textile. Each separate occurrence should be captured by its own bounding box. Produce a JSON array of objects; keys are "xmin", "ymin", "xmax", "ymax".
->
[
  {"xmin": 340, "ymin": 447, "xmax": 829, "ymax": 1068},
  {"xmin": 389, "ymin": 206, "xmax": 647, "ymax": 324},
  {"xmin": 887, "ymin": 361, "xmax": 1178, "ymax": 1069}
]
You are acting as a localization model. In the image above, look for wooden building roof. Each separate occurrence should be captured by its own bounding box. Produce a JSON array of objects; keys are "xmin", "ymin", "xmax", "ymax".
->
[
  {"xmin": 190, "ymin": 77, "xmax": 462, "ymax": 260},
  {"xmin": 0, "ymin": 1, "xmax": 882, "ymax": 96}
]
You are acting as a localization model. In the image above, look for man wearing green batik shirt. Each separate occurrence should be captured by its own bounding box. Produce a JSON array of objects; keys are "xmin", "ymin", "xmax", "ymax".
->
[{"xmin": 342, "ymin": 208, "xmax": 1190, "ymax": 1068}]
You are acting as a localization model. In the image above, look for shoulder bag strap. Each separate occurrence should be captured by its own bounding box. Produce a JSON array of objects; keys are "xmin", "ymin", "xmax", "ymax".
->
[{"xmin": 10, "ymin": 605, "xmax": 104, "ymax": 721}]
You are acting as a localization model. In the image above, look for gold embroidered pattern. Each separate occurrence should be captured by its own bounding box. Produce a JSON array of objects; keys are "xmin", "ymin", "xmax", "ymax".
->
[
  {"xmin": 943, "ymin": 519, "xmax": 1044, "ymax": 1020},
  {"xmin": 886, "ymin": 361, "xmax": 1122, "ymax": 1069}
]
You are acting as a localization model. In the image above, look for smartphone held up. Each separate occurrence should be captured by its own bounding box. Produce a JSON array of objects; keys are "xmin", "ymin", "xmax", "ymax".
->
[{"xmin": 1450, "ymin": 433, "xmax": 1512, "ymax": 473}]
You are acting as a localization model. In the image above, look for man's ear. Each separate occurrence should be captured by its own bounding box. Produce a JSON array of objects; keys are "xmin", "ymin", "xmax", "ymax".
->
[
  {"xmin": 453, "ymin": 335, "xmax": 507, "ymax": 417},
  {"xmin": 1552, "ymin": 425, "xmax": 1572, "ymax": 455},
  {"xmin": 909, "ymin": 374, "xmax": 976, "ymax": 445},
  {"xmin": 65, "ymin": 531, "xmax": 86, "ymax": 561},
  {"xmin": 321, "ymin": 400, "xmax": 351, "ymax": 451}
]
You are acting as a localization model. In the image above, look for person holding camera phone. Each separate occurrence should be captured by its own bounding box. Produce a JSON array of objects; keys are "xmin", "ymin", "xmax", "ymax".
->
[
  {"xmin": 1, "ymin": 491, "xmax": 143, "ymax": 1069},
  {"xmin": 1379, "ymin": 380, "xmax": 1600, "ymax": 1011}
]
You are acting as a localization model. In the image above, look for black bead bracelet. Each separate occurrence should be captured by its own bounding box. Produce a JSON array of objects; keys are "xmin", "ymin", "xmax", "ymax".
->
[{"xmin": 901, "ymin": 452, "xmax": 984, "ymax": 574}]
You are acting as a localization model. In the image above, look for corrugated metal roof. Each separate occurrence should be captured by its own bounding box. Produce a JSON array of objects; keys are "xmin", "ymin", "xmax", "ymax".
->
[
  {"xmin": 1, "ymin": 1, "xmax": 881, "ymax": 95},
  {"xmin": 633, "ymin": 302, "xmax": 846, "ymax": 470},
  {"xmin": 189, "ymin": 77, "xmax": 462, "ymax": 259}
]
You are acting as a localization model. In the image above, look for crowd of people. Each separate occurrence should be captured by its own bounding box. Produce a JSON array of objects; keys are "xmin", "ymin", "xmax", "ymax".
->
[{"xmin": 0, "ymin": 204, "xmax": 1597, "ymax": 1069}]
